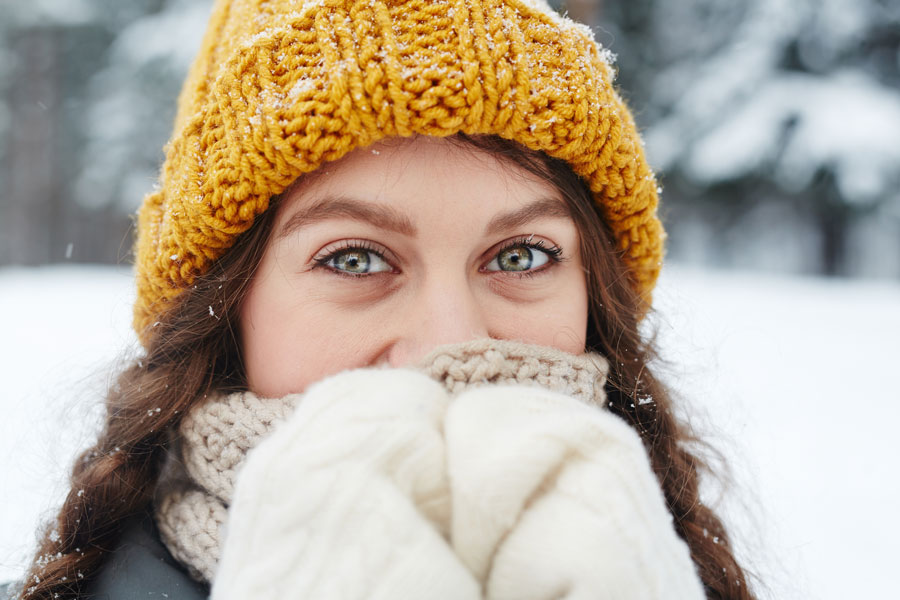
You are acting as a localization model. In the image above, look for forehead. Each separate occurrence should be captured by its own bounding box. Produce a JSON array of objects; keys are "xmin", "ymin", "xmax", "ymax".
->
[{"xmin": 277, "ymin": 136, "xmax": 566, "ymax": 224}]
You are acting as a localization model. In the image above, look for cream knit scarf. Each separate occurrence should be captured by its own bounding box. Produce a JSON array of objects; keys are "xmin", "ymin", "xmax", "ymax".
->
[{"xmin": 154, "ymin": 339, "xmax": 608, "ymax": 583}]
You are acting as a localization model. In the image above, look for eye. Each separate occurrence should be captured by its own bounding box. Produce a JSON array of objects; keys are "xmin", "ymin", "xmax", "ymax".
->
[
  {"xmin": 315, "ymin": 244, "xmax": 394, "ymax": 275},
  {"xmin": 484, "ymin": 239, "xmax": 562, "ymax": 273}
]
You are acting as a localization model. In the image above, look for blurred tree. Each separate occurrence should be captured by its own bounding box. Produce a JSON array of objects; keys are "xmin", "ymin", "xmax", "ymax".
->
[
  {"xmin": 0, "ymin": 3, "xmax": 118, "ymax": 264},
  {"xmin": 73, "ymin": 0, "xmax": 212, "ymax": 216},
  {"xmin": 0, "ymin": 0, "xmax": 210, "ymax": 266},
  {"xmin": 593, "ymin": 0, "xmax": 900, "ymax": 277}
]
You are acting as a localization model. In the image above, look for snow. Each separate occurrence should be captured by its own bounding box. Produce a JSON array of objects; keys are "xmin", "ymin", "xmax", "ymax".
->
[
  {"xmin": 685, "ymin": 70, "xmax": 900, "ymax": 203},
  {"xmin": 650, "ymin": 267, "xmax": 900, "ymax": 598},
  {"xmin": 0, "ymin": 267, "xmax": 137, "ymax": 582},
  {"xmin": 3, "ymin": 0, "xmax": 95, "ymax": 27},
  {"xmin": 70, "ymin": 0, "xmax": 214, "ymax": 214},
  {"xmin": 644, "ymin": 0, "xmax": 900, "ymax": 207},
  {"xmin": 1, "ymin": 264, "xmax": 899, "ymax": 599},
  {"xmin": 645, "ymin": 0, "xmax": 797, "ymax": 172},
  {"xmin": 112, "ymin": 1, "xmax": 213, "ymax": 68}
]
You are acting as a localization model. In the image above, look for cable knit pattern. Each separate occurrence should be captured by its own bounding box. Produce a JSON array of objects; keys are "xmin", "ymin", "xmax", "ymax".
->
[
  {"xmin": 155, "ymin": 340, "xmax": 704, "ymax": 598},
  {"xmin": 134, "ymin": 0, "xmax": 664, "ymax": 341}
]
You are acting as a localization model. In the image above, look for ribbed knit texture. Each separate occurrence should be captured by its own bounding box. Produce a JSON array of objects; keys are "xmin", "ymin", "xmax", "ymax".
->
[
  {"xmin": 134, "ymin": 0, "xmax": 664, "ymax": 341},
  {"xmin": 155, "ymin": 339, "xmax": 608, "ymax": 582},
  {"xmin": 421, "ymin": 338, "xmax": 608, "ymax": 397},
  {"xmin": 155, "ymin": 393, "xmax": 299, "ymax": 581}
]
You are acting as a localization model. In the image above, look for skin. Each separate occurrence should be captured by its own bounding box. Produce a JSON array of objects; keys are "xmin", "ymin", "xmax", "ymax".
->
[{"xmin": 240, "ymin": 136, "xmax": 589, "ymax": 398}]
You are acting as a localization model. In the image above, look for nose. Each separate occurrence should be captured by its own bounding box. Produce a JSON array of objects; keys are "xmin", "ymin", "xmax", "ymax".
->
[{"xmin": 386, "ymin": 279, "xmax": 489, "ymax": 367}]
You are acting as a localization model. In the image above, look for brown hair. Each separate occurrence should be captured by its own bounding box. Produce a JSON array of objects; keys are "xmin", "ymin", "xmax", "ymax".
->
[{"xmin": 20, "ymin": 134, "xmax": 755, "ymax": 599}]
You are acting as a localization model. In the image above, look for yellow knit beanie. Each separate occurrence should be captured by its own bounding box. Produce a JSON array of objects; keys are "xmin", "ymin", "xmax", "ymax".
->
[{"xmin": 134, "ymin": 0, "xmax": 664, "ymax": 341}]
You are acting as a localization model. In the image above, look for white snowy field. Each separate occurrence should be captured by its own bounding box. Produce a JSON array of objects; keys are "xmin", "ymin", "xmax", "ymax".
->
[{"xmin": 0, "ymin": 265, "xmax": 898, "ymax": 598}]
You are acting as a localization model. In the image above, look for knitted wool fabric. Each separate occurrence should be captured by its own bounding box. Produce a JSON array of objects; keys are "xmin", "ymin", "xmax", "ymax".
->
[
  {"xmin": 155, "ymin": 339, "xmax": 608, "ymax": 582},
  {"xmin": 133, "ymin": 0, "xmax": 664, "ymax": 341}
]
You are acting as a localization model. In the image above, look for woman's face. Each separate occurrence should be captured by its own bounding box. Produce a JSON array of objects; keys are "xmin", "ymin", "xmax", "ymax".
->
[{"xmin": 240, "ymin": 136, "xmax": 589, "ymax": 397}]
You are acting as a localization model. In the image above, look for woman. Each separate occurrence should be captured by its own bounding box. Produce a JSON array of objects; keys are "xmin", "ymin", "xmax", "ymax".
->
[{"xmin": 14, "ymin": 0, "xmax": 755, "ymax": 598}]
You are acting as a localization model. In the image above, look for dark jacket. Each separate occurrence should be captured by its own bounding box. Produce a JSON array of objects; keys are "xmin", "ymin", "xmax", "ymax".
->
[
  {"xmin": 85, "ymin": 513, "xmax": 208, "ymax": 599},
  {"xmin": 1, "ymin": 514, "xmax": 206, "ymax": 600}
]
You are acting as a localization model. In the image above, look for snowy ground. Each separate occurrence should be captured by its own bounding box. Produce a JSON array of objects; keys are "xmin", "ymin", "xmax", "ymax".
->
[{"xmin": 1, "ymin": 264, "xmax": 898, "ymax": 598}]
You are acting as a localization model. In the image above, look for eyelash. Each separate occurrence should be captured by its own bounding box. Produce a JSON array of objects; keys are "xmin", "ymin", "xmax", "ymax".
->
[
  {"xmin": 312, "ymin": 239, "xmax": 395, "ymax": 278},
  {"xmin": 488, "ymin": 237, "xmax": 565, "ymax": 278},
  {"xmin": 311, "ymin": 237, "xmax": 566, "ymax": 278}
]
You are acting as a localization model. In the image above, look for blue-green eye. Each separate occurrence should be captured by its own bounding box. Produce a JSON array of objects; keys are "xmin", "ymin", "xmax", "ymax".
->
[
  {"xmin": 484, "ymin": 241, "xmax": 561, "ymax": 272},
  {"xmin": 319, "ymin": 247, "xmax": 393, "ymax": 275}
]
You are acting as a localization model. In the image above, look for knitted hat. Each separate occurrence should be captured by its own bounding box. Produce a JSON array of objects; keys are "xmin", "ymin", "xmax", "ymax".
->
[{"xmin": 134, "ymin": 0, "xmax": 664, "ymax": 341}]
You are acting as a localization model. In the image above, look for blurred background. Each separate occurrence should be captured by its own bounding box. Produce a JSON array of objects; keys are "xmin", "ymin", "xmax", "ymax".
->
[
  {"xmin": 2, "ymin": 0, "xmax": 899, "ymax": 275},
  {"xmin": 1, "ymin": 0, "xmax": 899, "ymax": 598}
]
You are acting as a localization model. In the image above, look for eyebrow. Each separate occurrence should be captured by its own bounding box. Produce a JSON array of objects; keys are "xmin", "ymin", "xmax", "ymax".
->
[
  {"xmin": 485, "ymin": 198, "xmax": 572, "ymax": 235},
  {"xmin": 276, "ymin": 195, "xmax": 571, "ymax": 240},
  {"xmin": 277, "ymin": 196, "xmax": 417, "ymax": 239}
]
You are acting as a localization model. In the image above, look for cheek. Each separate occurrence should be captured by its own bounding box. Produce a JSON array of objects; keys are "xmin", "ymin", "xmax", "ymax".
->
[
  {"xmin": 240, "ymin": 285, "xmax": 313, "ymax": 397},
  {"xmin": 240, "ymin": 277, "xmax": 381, "ymax": 397},
  {"xmin": 544, "ymin": 287, "xmax": 589, "ymax": 353},
  {"xmin": 484, "ymin": 269, "xmax": 589, "ymax": 354}
]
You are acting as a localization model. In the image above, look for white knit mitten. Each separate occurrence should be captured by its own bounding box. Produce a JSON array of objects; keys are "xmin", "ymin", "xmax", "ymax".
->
[
  {"xmin": 212, "ymin": 363, "xmax": 704, "ymax": 600},
  {"xmin": 211, "ymin": 369, "xmax": 480, "ymax": 600},
  {"xmin": 445, "ymin": 385, "xmax": 705, "ymax": 600}
]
